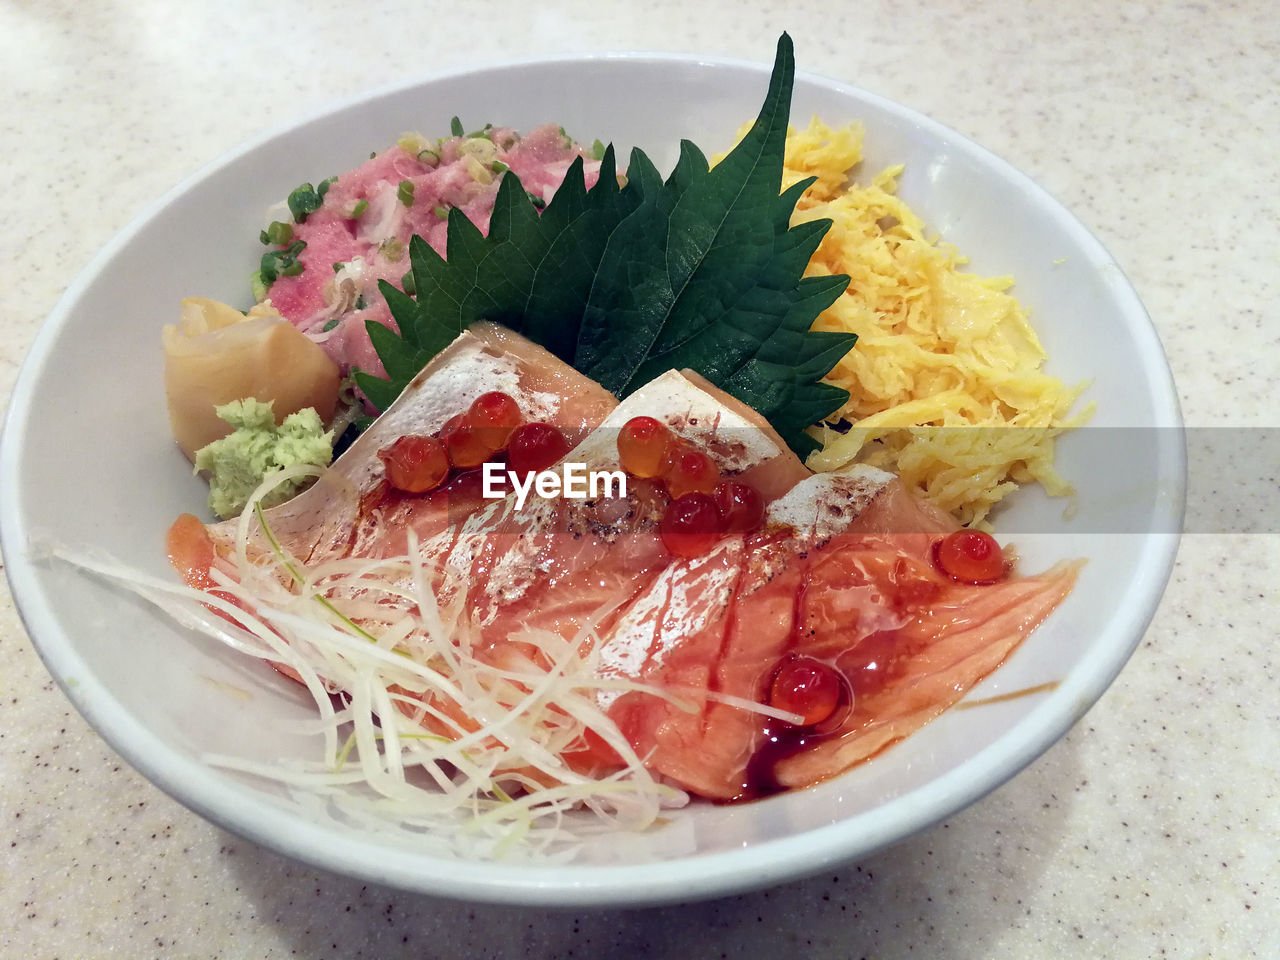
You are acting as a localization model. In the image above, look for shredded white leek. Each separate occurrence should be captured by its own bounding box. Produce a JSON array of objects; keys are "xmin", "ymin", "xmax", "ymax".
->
[
  {"xmin": 44, "ymin": 479, "xmax": 689, "ymax": 857},
  {"xmin": 45, "ymin": 464, "xmax": 811, "ymax": 858}
]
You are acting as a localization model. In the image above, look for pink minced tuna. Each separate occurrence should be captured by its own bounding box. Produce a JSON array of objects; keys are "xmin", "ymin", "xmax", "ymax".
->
[{"xmin": 258, "ymin": 123, "xmax": 603, "ymax": 383}]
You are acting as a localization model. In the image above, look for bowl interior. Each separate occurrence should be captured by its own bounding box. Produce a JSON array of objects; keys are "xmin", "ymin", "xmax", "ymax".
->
[{"xmin": 0, "ymin": 52, "xmax": 1183, "ymax": 905}]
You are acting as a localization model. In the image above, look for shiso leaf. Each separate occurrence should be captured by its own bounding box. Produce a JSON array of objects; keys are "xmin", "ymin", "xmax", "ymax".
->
[{"xmin": 357, "ymin": 33, "xmax": 855, "ymax": 456}]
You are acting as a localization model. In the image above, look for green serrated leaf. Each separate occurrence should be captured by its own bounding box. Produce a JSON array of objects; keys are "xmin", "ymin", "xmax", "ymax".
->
[
  {"xmin": 573, "ymin": 35, "xmax": 798, "ymax": 392},
  {"xmin": 622, "ymin": 147, "xmax": 666, "ymax": 197},
  {"xmin": 572, "ymin": 33, "xmax": 854, "ymax": 454},
  {"xmin": 368, "ymin": 317, "xmax": 426, "ymax": 383},
  {"xmin": 354, "ymin": 366, "xmax": 403, "ymax": 412},
  {"xmin": 359, "ymin": 33, "xmax": 854, "ymax": 456}
]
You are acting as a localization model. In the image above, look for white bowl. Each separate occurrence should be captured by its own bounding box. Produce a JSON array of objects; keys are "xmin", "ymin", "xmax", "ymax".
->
[{"xmin": 0, "ymin": 50, "xmax": 1184, "ymax": 906}]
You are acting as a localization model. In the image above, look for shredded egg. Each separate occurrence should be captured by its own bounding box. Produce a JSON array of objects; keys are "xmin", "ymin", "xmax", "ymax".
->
[{"xmin": 781, "ymin": 118, "xmax": 1091, "ymax": 527}]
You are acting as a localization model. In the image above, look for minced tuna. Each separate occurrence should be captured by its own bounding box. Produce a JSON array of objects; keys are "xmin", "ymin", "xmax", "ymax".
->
[{"xmin": 255, "ymin": 123, "xmax": 604, "ymax": 382}]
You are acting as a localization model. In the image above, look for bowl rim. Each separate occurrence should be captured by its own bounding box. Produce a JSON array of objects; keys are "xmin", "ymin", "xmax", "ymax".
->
[{"xmin": 0, "ymin": 47, "xmax": 1186, "ymax": 907}]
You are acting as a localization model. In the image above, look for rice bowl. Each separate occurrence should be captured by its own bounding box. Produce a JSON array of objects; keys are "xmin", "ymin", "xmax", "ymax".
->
[{"xmin": 0, "ymin": 49, "xmax": 1184, "ymax": 906}]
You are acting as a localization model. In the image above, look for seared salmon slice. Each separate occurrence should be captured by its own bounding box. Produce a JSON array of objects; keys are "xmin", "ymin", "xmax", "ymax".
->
[
  {"xmin": 596, "ymin": 468, "xmax": 1079, "ymax": 800},
  {"xmin": 193, "ymin": 321, "xmax": 618, "ymax": 571},
  {"xmin": 171, "ymin": 333, "xmax": 1078, "ymax": 803},
  {"xmin": 772, "ymin": 558, "xmax": 1079, "ymax": 790},
  {"xmin": 419, "ymin": 368, "xmax": 809, "ymax": 656}
]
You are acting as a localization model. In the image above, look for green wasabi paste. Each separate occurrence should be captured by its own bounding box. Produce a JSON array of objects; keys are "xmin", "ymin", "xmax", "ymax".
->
[{"xmin": 194, "ymin": 398, "xmax": 332, "ymax": 519}]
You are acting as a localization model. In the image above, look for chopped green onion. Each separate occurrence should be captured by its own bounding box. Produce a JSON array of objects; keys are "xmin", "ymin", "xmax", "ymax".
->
[
  {"xmin": 287, "ymin": 183, "xmax": 324, "ymax": 223},
  {"xmin": 259, "ymin": 221, "xmax": 293, "ymax": 246},
  {"xmin": 259, "ymin": 239, "xmax": 307, "ymax": 284},
  {"xmin": 258, "ymin": 254, "xmax": 280, "ymax": 285},
  {"xmin": 379, "ymin": 238, "xmax": 406, "ymax": 261},
  {"xmin": 333, "ymin": 262, "xmax": 345, "ymax": 273},
  {"xmin": 433, "ymin": 204, "xmax": 449, "ymax": 220},
  {"xmin": 317, "ymin": 177, "xmax": 336, "ymax": 200},
  {"xmin": 591, "ymin": 139, "xmax": 606, "ymax": 161},
  {"xmin": 397, "ymin": 180, "xmax": 415, "ymax": 206},
  {"xmin": 450, "ymin": 116, "xmax": 464, "ymax": 137},
  {"xmin": 349, "ymin": 198, "xmax": 368, "ymax": 219},
  {"xmin": 491, "ymin": 160, "xmax": 510, "ymax": 174},
  {"xmin": 417, "ymin": 148, "xmax": 439, "ymax": 165},
  {"xmin": 250, "ymin": 270, "xmax": 268, "ymax": 301}
]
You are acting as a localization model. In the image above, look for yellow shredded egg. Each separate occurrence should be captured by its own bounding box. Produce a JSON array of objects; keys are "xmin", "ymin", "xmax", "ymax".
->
[{"xmin": 780, "ymin": 118, "xmax": 1091, "ymax": 527}]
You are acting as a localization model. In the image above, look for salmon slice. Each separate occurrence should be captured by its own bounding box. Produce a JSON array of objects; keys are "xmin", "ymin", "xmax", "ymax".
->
[
  {"xmin": 596, "ymin": 468, "xmax": 1079, "ymax": 800},
  {"xmin": 368, "ymin": 369, "xmax": 810, "ymax": 764},
  {"xmin": 677, "ymin": 370, "xmax": 814, "ymax": 501},
  {"xmin": 169, "ymin": 322, "xmax": 618, "ymax": 686},
  {"xmin": 380, "ymin": 369, "xmax": 806, "ymax": 762},
  {"xmin": 420, "ymin": 368, "xmax": 809, "ymax": 656},
  {"xmin": 199, "ymin": 321, "xmax": 617, "ymax": 568},
  {"xmin": 772, "ymin": 559, "xmax": 1079, "ymax": 789},
  {"xmin": 600, "ymin": 531, "xmax": 793, "ymax": 796},
  {"xmin": 180, "ymin": 363, "xmax": 810, "ymax": 758},
  {"xmin": 597, "ymin": 467, "xmax": 901, "ymax": 797}
]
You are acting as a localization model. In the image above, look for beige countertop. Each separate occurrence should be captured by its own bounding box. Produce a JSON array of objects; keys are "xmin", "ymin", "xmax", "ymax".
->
[{"xmin": 1, "ymin": 1, "xmax": 1276, "ymax": 957}]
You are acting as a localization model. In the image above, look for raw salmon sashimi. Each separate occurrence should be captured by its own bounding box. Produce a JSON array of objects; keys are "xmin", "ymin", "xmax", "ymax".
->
[
  {"xmin": 169, "ymin": 360, "xmax": 812, "ymax": 791},
  {"xmin": 187, "ymin": 321, "xmax": 617, "ymax": 572},
  {"xmin": 166, "ymin": 340, "xmax": 1078, "ymax": 810},
  {"xmin": 438, "ymin": 367, "xmax": 810, "ymax": 640},
  {"xmin": 366, "ymin": 369, "xmax": 811, "ymax": 738},
  {"xmin": 596, "ymin": 468, "xmax": 1081, "ymax": 800}
]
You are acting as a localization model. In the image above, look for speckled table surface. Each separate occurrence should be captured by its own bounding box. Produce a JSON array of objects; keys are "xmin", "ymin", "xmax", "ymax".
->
[{"xmin": 2, "ymin": 2, "xmax": 1277, "ymax": 958}]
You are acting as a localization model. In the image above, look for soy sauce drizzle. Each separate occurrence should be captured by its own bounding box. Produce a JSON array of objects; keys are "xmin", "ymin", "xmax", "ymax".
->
[
  {"xmin": 954, "ymin": 680, "xmax": 1060, "ymax": 709},
  {"xmin": 733, "ymin": 552, "xmax": 855, "ymax": 802},
  {"xmin": 736, "ymin": 676, "xmax": 852, "ymax": 802},
  {"xmin": 731, "ymin": 542, "xmax": 952, "ymax": 803}
]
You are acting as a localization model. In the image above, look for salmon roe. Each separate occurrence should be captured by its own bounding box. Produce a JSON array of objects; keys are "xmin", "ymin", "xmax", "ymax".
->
[
  {"xmin": 618, "ymin": 415, "xmax": 767, "ymax": 558},
  {"xmin": 616, "ymin": 416, "xmax": 672, "ymax": 478},
  {"xmin": 465, "ymin": 390, "xmax": 523, "ymax": 449},
  {"xmin": 768, "ymin": 656, "xmax": 844, "ymax": 727},
  {"xmin": 380, "ymin": 391, "xmax": 534, "ymax": 489},
  {"xmin": 442, "ymin": 415, "xmax": 494, "ymax": 468},
  {"xmin": 659, "ymin": 493, "xmax": 725, "ymax": 558},
  {"xmin": 377, "ymin": 435, "xmax": 450, "ymax": 493},
  {"xmin": 507, "ymin": 422, "xmax": 570, "ymax": 476},
  {"xmin": 933, "ymin": 530, "xmax": 1006, "ymax": 584},
  {"xmin": 714, "ymin": 480, "xmax": 765, "ymax": 534},
  {"xmin": 661, "ymin": 443, "xmax": 720, "ymax": 500}
]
